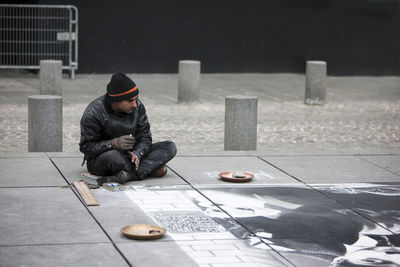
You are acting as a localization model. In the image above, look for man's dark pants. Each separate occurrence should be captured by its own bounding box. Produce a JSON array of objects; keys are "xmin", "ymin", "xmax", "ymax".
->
[{"xmin": 87, "ymin": 141, "xmax": 177, "ymax": 180}]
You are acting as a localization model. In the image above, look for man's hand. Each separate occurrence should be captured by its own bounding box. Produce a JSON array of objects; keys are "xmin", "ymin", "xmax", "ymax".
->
[
  {"xmin": 128, "ymin": 151, "xmax": 140, "ymax": 170},
  {"xmin": 112, "ymin": 135, "xmax": 135, "ymax": 151}
]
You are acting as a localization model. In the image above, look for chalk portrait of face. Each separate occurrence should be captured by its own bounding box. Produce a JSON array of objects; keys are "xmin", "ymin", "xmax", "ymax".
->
[{"xmin": 186, "ymin": 185, "xmax": 400, "ymax": 266}]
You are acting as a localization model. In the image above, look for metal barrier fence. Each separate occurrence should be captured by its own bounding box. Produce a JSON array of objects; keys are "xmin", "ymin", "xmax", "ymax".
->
[{"xmin": 0, "ymin": 4, "xmax": 78, "ymax": 79}]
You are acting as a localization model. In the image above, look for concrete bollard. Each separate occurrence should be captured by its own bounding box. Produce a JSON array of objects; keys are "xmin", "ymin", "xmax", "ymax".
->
[
  {"xmin": 40, "ymin": 60, "xmax": 62, "ymax": 95},
  {"xmin": 224, "ymin": 95, "xmax": 258, "ymax": 151},
  {"xmin": 178, "ymin": 60, "xmax": 201, "ymax": 103},
  {"xmin": 28, "ymin": 95, "xmax": 63, "ymax": 152},
  {"xmin": 305, "ymin": 60, "xmax": 326, "ymax": 105}
]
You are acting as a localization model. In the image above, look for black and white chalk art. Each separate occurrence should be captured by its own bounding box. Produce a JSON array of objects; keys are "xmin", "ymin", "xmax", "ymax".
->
[{"xmin": 184, "ymin": 184, "xmax": 400, "ymax": 266}]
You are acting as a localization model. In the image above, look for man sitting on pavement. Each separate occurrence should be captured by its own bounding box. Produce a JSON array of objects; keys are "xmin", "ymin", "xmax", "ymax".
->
[{"xmin": 79, "ymin": 72, "xmax": 177, "ymax": 184}]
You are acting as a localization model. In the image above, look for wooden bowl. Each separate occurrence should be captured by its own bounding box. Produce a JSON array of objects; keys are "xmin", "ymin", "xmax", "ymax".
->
[
  {"xmin": 121, "ymin": 224, "xmax": 166, "ymax": 240},
  {"xmin": 218, "ymin": 171, "xmax": 254, "ymax": 183}
]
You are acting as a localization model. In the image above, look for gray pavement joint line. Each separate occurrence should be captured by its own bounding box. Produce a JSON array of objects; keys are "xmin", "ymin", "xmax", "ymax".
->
[
  {"xmin": 263, "ymin": 153, "xmax": 400, "ymax": 157},
  {"xmin": 0, "ymin": 242, "xmax": 113, "ymax": 247},
  {"xmin": 0, "ymin": 156, "xmax": 48, "ymax": 158},
  {"xmin": 257, "ymin": 156, "xmax": 398, "ymax": 235},
  {"xmin": 0, "ymin": 185, "xmax": 70, "ymax": 189},
  {"xmin": 174, "ymin": 153, "xmax": 400, "ymax": 158},
  {"xmin": 355, "ymin": 153, "xmax": 400, "ymax": 156},
  {"xmin": 48, "ymin": 157, "xmax": 133, "ymax": 267},
  {"xmin": 255, "ymin": 157, "xmax": 306, "ymax": 185},
  {"xmin": 48, "ymin": 158, "xmax": 72, "ymax": 186},
  {"xmin": 356, "ymin": 155, "xmax": 400, "ymax": 178},
  {"xmin": 167, "ymin": 166, "xmax": 296, "ymax": 267}
]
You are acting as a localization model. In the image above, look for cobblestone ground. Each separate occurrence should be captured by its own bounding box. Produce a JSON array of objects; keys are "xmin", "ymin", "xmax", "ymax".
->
[{"xmin": 1, "ymin": 99, "xmax": 399, "ymax": 153}]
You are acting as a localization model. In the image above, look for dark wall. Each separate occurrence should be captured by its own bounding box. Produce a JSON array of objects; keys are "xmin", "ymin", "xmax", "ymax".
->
[{"xmin": 4, "ymin": 0, "xmax": 400, "ymax": 74}]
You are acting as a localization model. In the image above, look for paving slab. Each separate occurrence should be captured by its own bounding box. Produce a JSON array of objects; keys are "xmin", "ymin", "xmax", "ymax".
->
[
  {"xmin": 88, "ymin": 188, "xmax": 165, "ymax": 243},
  {"xmin": 261, "ymin": 156, "xmax": 400, "ymax": 184},
  {"xmin": 358, "ymin": 155, "xmax": 400, "ymax": 175},
  {"xmin": 195, "ymin": 185, "xmax": 395, "ymax": 266},
  {"xmin": 0, "ymin": 157, "xmax": 67, "ymax": 187},
  {"xmin": 0, "ymin": 152, "xmax": 47, "ymax": 158},
  {"xmin": 314, "ymin": 184, "xmax": 400, "ymax": 234},
  {"xmin": 0, "ymin": 244, "xmax": 128, "ymax": 267},
  {"xmin": 47, "ymin": 152, "xmax": 82, "ymax": 158},
  {"xmin": 0, "ymin": 187, "xmax": 109, "ymax": 245},
  {"xmin": 52, "ymin": 157, "xmax": 188, "ymax": 186},
  {"xmin": 50, "ymin": 157, "xmax": 87, "ymax": 184},
  {"xmin": 168, "ymin": 156, "xmax": 300, "ymax": 185},
  {"xmin": 116, "ymin": 242, "xmax": 198, "ymax": 267}
]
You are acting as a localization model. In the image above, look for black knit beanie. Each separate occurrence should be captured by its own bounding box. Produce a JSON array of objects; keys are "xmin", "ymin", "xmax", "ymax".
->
[{"xmin": 107, "ymin": 73, "xmax": 139, "ymax": 102}]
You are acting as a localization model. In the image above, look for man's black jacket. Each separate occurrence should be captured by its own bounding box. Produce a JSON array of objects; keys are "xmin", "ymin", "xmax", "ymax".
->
[{"xmin": 79, "ymin": 94, "xmax": 152, "ymax": 161}]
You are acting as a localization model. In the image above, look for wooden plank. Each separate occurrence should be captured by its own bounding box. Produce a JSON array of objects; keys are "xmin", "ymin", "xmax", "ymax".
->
[{"xmin": 73, "ymin": 181, "xmax": 99, "ymax": 206}]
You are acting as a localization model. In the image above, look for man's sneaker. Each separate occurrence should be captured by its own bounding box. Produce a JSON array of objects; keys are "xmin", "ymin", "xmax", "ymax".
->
[
  {"xmin": 96, "ymin": 175, "xmax": 114, "ymax": 186},
  {"xmin": 115, "ymin": 170, "xmax": 139, "ymax": 184},
  {"xmin": 150, "ymin": 165, "xmax": 167, "ymax": 178}
]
